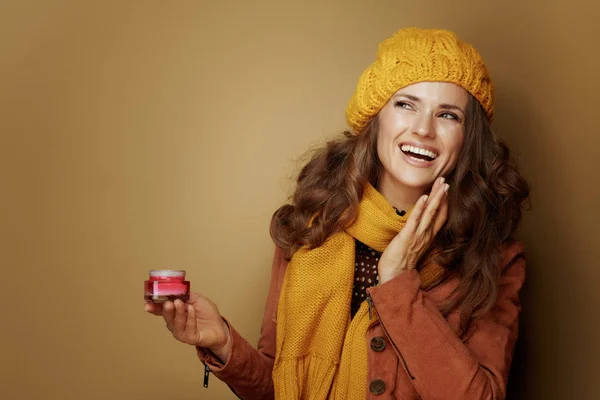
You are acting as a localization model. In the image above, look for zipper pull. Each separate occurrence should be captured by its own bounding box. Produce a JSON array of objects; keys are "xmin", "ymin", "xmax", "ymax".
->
[
  {"xmin": 366, "ymin": 294, "xmax": 374, "ymax": 319},
  {"xmin": 203, "ymin": 364, "xmax": 210, "ymax": 388}
]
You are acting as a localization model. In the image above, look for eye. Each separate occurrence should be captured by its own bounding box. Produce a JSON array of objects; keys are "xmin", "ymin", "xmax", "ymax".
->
[
  {"xmin": 394, "ymin": 101, "xmax": 413, "ymax": 110},
  {"xmin": 439, "ymin": 112, "xmax": 460, "ymax": 121}
]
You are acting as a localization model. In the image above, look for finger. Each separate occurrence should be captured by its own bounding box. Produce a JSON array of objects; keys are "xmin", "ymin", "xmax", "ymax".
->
[
  {"xmin": 188, "ymin": 292, "xmax": 201, "ymax": 302},
  {"xmin": 433, "ymin": 193, "xmax": 449, "ymax": 235},
  {"xmin": 172, "ymin": 299, "xmax": 188, "ymax": 338},
  {"xmin": 429, "ymin": 176, "xmax": 443, "ymax": 198},
  {"xmin": 185, "ymin": 304, "xmax": 199, "ymax": 344},
  {"xmin": 404, "ymin": 194, "xmax": 429, "ymax": 233},
  {"xmin": 162, "ymin": 301, "xmax": 176, "ymax": 332},
  {"xmin": 144, "ymin": 301, "xmax": 164, "ymax": 316},
  {"xmin": 405, "ymin": 176, "xmax": 444, "ymax": 231},
  {"xmin": 419, "ymin": 182, "xmax": 447, "ymax": 230},
  {"xmin": 187, "ymin": 292, "xmax": 203, "ymax": 306},
  {"xmin": 418, "ymin": 182, "xmax": 449, "ymax": 233}
]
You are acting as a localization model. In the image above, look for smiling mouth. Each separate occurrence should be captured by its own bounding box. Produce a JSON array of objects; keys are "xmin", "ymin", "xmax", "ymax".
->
[{"xmin": 400, "ymin": 144, "xmax": 438, "ymax": 162}]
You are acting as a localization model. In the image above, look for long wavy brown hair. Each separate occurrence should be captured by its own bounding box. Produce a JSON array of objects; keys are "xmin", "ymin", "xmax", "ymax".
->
[{"xmin": 269, "ymin": 94, "xmax": 530, "ymax": 335}]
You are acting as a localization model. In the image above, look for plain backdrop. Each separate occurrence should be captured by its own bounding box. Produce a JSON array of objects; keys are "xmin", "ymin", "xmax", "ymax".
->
[{"xmin": 1, "ymin": 1, "xmax": 599, "ymax": 399}]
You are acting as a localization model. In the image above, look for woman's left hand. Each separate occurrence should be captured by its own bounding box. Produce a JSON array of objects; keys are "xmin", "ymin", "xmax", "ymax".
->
[{"xmin": 377, "ymin": 177, "xmax": 449, "ymax": 284}]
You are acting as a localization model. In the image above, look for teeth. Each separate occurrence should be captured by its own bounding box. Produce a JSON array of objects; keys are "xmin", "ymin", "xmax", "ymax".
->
[{"xmin": 401, "ymin": 145, "xmax": 438, "ymax": 159}]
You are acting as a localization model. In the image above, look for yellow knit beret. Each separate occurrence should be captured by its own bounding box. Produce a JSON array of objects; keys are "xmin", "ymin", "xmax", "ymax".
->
[{"xmin": 346, "ymin": 27, "xmax": 495, "ymax": 134}]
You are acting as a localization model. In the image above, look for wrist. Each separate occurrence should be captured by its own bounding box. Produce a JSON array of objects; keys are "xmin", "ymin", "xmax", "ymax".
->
[
  {"xmin": 379, "ymin": 271, "xmax": 399, "ymax": 285},
  {"xmin": 208, "ymin": 320, "xmax": 232, "ymax": 364},
  {"xmin": 378, "ymin": 263, "xmax": 407, "ymax": 285}
]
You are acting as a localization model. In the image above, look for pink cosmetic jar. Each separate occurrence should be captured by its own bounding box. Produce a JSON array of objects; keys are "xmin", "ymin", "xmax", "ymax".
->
[{"xmin": 144, "ymin": 270, "xmax": 190, "ymax": 303}]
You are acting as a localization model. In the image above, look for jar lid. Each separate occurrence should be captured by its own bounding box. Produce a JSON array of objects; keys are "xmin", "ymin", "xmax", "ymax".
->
[{"xmin": 149, "ymin": 269, "xmax": 186, "ymax": 277}]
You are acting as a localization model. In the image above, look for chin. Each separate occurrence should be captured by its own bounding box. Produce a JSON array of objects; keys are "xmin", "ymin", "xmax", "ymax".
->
[{"xmin": 392, "ymin": 172, "xmax": 436, "ymax": 190}]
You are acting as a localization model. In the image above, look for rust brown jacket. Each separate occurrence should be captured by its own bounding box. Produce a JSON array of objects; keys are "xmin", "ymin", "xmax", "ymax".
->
[{"xmin": 197, "ymin": 241, "xmax": 526, "ymax": 399}]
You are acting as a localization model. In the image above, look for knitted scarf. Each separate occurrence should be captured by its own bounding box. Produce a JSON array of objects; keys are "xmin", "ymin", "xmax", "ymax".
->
[{"xmin": 272, "ymin": 183, "xmax": 447, "ymax": 399}]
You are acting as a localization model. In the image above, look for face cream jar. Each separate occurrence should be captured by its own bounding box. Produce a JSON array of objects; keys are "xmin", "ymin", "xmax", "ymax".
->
[{"xmin": 144, "ymin": 270, "xmax": 190, "ymax": 303}]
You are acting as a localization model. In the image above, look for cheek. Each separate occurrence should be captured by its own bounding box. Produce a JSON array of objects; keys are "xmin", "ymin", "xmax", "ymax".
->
[
  {"xmin": 443, "ymin": 132, "xmax": 465, "ymax": 168},
  {"xmin": 376, "ymin": 137, "xmax": 389, "ymax": 166},
  {"xmin": 376, "ymin": 120, "xmax": 396, "ymax": 160},
  {"xmin": 377, "ymin": 105, "xmax": 404, "ymax": 141}
]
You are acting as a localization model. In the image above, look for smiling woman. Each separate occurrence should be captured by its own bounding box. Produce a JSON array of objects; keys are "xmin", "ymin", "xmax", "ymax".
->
[
  {"xmin": 377, "ymin": 82, "xmax": 468, "ymax": 204},
  {"xmin": 146, "ymin": 27, "xmax": 530, "ymax": 399}
]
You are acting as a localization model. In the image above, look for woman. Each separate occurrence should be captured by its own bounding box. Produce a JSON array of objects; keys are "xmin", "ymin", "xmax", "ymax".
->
[{"xmin": 145, "ymin": 27, "xmax": 530, "ymax": 399}]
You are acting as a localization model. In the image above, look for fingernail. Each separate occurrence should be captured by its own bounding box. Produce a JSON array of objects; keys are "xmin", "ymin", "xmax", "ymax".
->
[
  {"xmin": 444, "ymin": 184, "xmax": 450, "ymax": 192},
  {"xmin": 422, "ymin": 195, "xmax": 429, "ymax": 202},
  {"xmin": 439, "ymin": 177, "xmax": 445, "ymax": 184}
]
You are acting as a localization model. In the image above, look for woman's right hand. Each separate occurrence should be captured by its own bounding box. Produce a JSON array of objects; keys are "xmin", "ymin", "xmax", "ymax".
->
[{"xmin": 144, "ymin": 293, "xmax": 232, "ymax": 363}]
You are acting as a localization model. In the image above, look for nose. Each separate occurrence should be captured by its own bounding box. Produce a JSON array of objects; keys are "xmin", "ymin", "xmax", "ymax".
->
[{"xmin": 412, "ymin": 112, "xmax": 436, "ymax": 138}]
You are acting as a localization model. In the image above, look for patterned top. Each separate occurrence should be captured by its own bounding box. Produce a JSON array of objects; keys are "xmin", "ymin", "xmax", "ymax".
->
[{"xmin": 351, "ymin": 240, "xmax": 382, "ymax": 319}]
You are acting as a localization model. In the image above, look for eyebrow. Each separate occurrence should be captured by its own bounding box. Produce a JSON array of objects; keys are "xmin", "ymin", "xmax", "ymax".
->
[{"xmin": 395, "ymin": 94, "xmax": 465, "ymax": 115}]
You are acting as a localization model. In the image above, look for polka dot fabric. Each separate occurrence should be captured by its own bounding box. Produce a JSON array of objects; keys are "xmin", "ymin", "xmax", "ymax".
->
[{"xmin": 351, "ymin": 239, "xmax": 382, "ymax": 319}]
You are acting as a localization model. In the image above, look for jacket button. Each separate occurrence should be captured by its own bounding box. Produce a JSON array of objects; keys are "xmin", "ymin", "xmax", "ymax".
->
[
  {"xmin": 369, "ymin": 379, "xmax": 386, "ymax": 395},
  {"xmin": 370, "ymin": 336, "xmax": 386, "ymax": 352}
]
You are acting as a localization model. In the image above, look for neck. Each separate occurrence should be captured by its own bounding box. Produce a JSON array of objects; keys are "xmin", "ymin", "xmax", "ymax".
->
[{"xmin": 376, "ymin": 174, "xmax": 426, "ymax": 212}]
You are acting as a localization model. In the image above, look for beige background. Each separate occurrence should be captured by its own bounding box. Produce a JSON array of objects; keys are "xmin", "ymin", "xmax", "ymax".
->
[{"xmin": 1, "ymin": 1, "xmax": 599, "ymax": 399}]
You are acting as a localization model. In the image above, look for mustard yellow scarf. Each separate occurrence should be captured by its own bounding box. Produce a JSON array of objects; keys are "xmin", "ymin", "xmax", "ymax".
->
[{"xmin": 272, "ymin": 183, "xmax": 446, "ymax": 399}]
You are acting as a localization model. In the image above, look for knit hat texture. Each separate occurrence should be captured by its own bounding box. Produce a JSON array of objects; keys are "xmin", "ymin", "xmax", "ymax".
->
[{"xmin": 346, "ymin": 27, "xmax": 495, "ymax": 133}]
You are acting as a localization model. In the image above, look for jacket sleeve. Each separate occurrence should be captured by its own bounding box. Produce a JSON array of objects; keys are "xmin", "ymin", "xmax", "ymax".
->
[
  {"xmin": 366, "ymin": 241, "xmax": 526, "ymax": 400},
  {"xmin": 195, "ymin": 246, "xmax": 285, "ymax": 400}
]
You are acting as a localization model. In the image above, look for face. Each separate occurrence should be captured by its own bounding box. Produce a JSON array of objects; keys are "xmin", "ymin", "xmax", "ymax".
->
[{"xmin": 376, "ymin": 81, "xmax": 468, "ymax": 193}]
